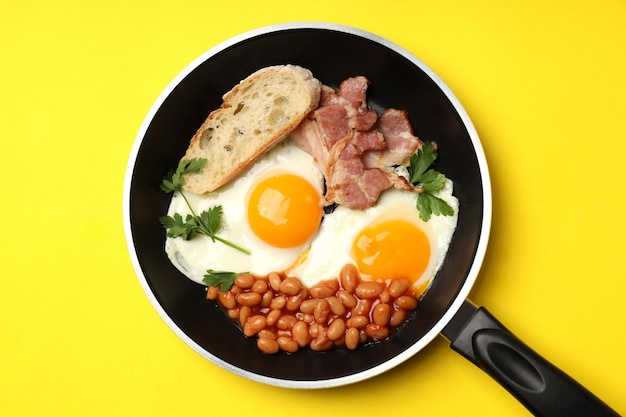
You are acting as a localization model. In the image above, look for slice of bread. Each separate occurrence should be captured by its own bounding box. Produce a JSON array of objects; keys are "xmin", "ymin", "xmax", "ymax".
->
[{"xmin": 181, "ymin": 65, "xmax": 322, "ymax": 194}]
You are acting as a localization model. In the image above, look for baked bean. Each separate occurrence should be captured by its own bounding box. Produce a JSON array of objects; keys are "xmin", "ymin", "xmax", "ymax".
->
[
  {"xmin": 327, "ymin": 296, "xmax": 346, "ymax": 316},
  {"xmin": 277, "ymin": 336, "xmax": 299, "ymax": 353},
  {"xmin": 299, "ymin": 299, "xmax": 318, "ymax": 314},
  {"xmin": 252, "ymin": 279, "xmax": 268, "ymax": 294},
  {"xmin": 346, "ymin": 315, "xmax": 368, "ymax": 329},
  {"xmin": 359, "ymin": 329, "xmax": 368, "ymax": 343},
  {"xmin": 268, "ymin": 272, "xmax": 282, "ymax": 291},
  {"xmin": 270, "ymin": 295, "xmax": 287, "ymax": 310},
  {"xmin": 311, "ymin": 323, "xmax": 330, "ymax": 343},
  {"xmin": 372, "ymin": 303, "xmax": 391, "ymax": 326},
  {"xmin": 218, "ymin": 291, "xmax": 236, "ymax": 309},
  {"xmin": 327, "ymin": 318, "xmax": 346, "ymax": 341},
  {"xmin": 261, "ymin": 290, "xmax": 273, "ymax": 308},
  {"xmin": 236, "ymin": 292, "xmax": 262, "ymax": 307},
  {"xmin": 310, "ymin": 337, "xmax": 334, "ymax": 352},
  {"xmin": 206, "ymin": 286, "xmax": 219, "ymax": 300},
  {"xmin": 286, "ymin": 290, "xmax": 306, "ymax": 311},
  {"xmin": 239, "ymin": 306, "xmax": 252, "ymax": 327},
  {"xmin": 258, "ymin": 329, "xmax": 276, "ymax": 340},
  {"xmin": 244, "ymin": 315, "xmax": 266, "ymax": 336},
  {"xmin": 355, "ymin": 281, "xmax": 384, "ymax": 299},
  {"xmin": 345, "ymin": 327, "xmax": 360, "ymax": 350},
  {"xmin": 389, "ymin": 308, "xmax": 407, "ymax": 327},
  {"xmin": 257, "ymin": 337, "xmax": 280, "ymax": 354},
  {"xmin": 352, "ymin": 299, "xmax": 372, "ymax": 316},
  {"xmin": 266, "ymin": 309, "xmax": 281, "ymax": 327},
  {"xmin": 365, "ymin": 323, "xmax": 389, "ymax": 341},
  {"xmin": 389, "ymin": 278, "xmax": 410, "ymax": 298},
  {"xmin": 308, "ymin": 322, "xmax": 321, "ymax": 339},
  {"xmin": 292, "ymin": 321, "xmax": 311, "ymax": 347},
  {"xmin": 314, "ymin": 299, "xmax": 330, "ymax": 324},
  {"xmin": 337, "ymin": 290, "xmax": 357, "ymax": 309},
  {"xmin": 210, "ymin": 268, "xmax": 421, "ymax": 354},
  {"xmin": 234, "ymin": 273, "xmax": 254, "ymax": 289},
  {"xmin": 227, "ymin": 307, "xmax": 240, "ymax": 320},
  {"xmin": 395, "ymin": 295, "xmax": 418, "ymax": 310},
  {"xmin": 277, "ymin": 314, "xmax": 297, "ymax": 331},
  {"xmin": 333, "ymin": 334, "xmax": 346, "ymax": 346},
  {"xmin": 340, "ymin": 263, "xmax": 359, "ymax": 292},
  {"xmin": 279, "ymin": 277, "xmax": 302, "ymax": 296},
  {"xmin": 309, "ymin": 280, "xmax": 338, "ymax": 298}
]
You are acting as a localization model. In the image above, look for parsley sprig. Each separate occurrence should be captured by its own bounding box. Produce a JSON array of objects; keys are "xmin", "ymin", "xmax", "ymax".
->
[
  {"xmin": 202, "ymin": 269, "xmax": 246, "ymax": 292},
  {"xmin": 409, "ymin": 142, "xmax": 455, "ymax": 221},
  {"xmin": 159, "ymin": 158, "xmax": 250, "ymax": 255}
]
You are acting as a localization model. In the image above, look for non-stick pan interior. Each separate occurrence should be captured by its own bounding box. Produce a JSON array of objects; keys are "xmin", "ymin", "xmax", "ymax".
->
[{"xmin": 125, "ymin": 23, "xmax": 488, "ymax": 387}]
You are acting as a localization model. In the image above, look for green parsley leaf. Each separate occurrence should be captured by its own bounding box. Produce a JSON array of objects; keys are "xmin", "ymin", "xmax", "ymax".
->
[
  {"xmin": 159, "ymin": 213, "xmax": 198, "ymax": 240},
  {"xmin": 409, "ymin": 141, "xmax": 454, "ymax": 221},
  {"xmin": 419, "ymin": 169, "xmax": 446, "ymax": 193},
  {"xmin": 159, "ymin": 158, "xmax": 250, "ymax": 255},
  {"xmin": 202, "ymin": 269, "xmax": 245, "ymax": 292},
  {"xmin": 183, "ymin": 158, "xmax": 209, "ymax": 174},
  {"xmin": 197, "ymin": 206, "xmax": 223, "ymax": 241},
  {"xmin": 159, "ymin": 169, "xmax": 177, "ymax": 193},
  {"xmin": 410, "ymin": 142, "xmax": 438, "ymax": 183},
  {"xmin": 416, "ymin": 193, "xmax": 455, "ymax": 222},
  {"xmin": 160, "ymin": 158, "xmax": 207, "ymax": 193}
]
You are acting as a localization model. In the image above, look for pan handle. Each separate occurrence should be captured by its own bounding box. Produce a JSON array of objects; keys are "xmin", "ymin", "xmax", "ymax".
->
[{"xmin": 442, "ymin": 300, "xmax": 619, "ymax": 417}]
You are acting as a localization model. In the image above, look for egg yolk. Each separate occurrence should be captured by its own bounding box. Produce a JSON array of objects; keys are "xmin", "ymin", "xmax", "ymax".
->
[
  {"xmin": 247, "ymin": 174, "xmax": 322, "ymax": 248},
  {"xmin": 351, "ymin": 219, "xmax": 430, "ymax": 284}
]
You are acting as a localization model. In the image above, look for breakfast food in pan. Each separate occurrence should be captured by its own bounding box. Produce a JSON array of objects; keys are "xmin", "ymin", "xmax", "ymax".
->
[{"xmin": 160, "ymin": 65, "xmax": 458, "ymax": 353}]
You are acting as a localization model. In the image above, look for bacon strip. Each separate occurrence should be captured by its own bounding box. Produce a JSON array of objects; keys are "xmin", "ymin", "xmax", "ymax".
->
[{"xmin": 290, "ymin": 76, "xmax": 424, "ymax": 209}]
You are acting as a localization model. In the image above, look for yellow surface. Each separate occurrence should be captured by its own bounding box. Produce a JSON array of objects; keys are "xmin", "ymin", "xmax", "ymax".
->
[{"xmin": 2, "ymin": 1, "xmax": 625, "ymax": 415}]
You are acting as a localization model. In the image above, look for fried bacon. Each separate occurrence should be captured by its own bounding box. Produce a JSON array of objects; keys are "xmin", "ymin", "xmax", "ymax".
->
[{"xmin": 290, "ymin": 76, "xmax": 423, "ymax": 209}]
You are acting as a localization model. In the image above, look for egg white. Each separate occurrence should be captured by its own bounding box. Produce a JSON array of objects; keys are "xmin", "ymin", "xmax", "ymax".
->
[
  {"xmin": 286, "ymin": 180, "xmax": 459, "ymax": 292},
  {"xmin": 165, "ymin": 140, "xmax": 324, "ymax": 284}
]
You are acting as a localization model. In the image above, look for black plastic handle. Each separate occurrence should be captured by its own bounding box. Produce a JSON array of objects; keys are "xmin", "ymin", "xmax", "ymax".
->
[{"xmin": 442, "ymin": 300, "xmax": 620, "ymax": 417}]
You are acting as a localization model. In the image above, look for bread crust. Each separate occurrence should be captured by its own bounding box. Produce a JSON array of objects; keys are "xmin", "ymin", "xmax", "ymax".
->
[{"xmin": 181, "ymin": 65, "xmax": 321, "ymax": 194}]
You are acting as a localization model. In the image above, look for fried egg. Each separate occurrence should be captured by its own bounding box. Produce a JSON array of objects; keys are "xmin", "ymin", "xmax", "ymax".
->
[
  {"xmin": 287, "ymin": 180, "xmax": 458, "ymax": 296},
  {"xmin": 165, "ymin": 140, "xmax": 324, "ymax": 284}
]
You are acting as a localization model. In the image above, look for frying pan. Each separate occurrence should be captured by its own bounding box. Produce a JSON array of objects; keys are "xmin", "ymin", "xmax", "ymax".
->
[{"xmin": 123, "ymin": 22, "xmax": 618, "ymax": 416}]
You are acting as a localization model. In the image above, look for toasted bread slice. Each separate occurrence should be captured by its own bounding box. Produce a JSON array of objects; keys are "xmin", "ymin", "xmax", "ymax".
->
[{"xmin": 181, "ymin": 65, "xmax": 321, "ymax": 193}]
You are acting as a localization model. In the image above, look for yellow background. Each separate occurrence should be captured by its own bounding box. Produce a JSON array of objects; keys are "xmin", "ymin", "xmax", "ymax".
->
[{"xmin": 2, "ymin": 1, "xmax": 625, "ymax": 415}]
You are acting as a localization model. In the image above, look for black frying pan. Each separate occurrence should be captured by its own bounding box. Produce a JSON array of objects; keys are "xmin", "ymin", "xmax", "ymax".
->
[{"xmin": 123, "ymin": 22, "xmax": 618, "ymax": 416}]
